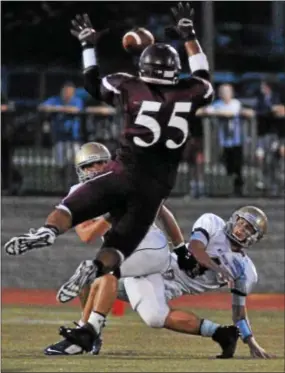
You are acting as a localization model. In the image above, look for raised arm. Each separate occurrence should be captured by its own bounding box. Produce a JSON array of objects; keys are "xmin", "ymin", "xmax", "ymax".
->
[
  {"xmin": 70, "ymin": 14, "xmax": 105, "ymax": 101},
  {"xmin": 70, "ymin": 14, "xmax": 125, "ymax": 107},
  {"xmin": 168, "ymin": 2, "xmax": 211, "ymax": 84}
]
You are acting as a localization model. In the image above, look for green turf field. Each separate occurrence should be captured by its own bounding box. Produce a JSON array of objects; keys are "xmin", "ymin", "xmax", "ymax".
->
[{"xmin": 2, "ymin": 305, "xmax": 284, "ymax": 372}]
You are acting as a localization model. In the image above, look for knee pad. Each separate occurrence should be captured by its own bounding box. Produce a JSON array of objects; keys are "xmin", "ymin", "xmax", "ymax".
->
[
  {"xmin": 95, "ymin": 247, "xmax": 124, "ymax": 276},
  {"xmin": 99, "ymin": 246, "xmax": 124, "ymax": 262}
]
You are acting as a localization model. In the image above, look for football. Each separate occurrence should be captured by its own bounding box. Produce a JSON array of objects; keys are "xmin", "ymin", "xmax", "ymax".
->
[{"xmin": 122, "ymin": 27, "xmax": 155, "ymax": 53}]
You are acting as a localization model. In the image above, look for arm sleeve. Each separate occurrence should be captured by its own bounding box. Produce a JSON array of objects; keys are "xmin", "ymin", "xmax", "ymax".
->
[
  {"xmin": 192, "ymin": 78, "xmax": 214, "ymax": 107},
  {"xmin": 188, "ymin": 53, "xmax": 211, "ymax": 83},
  {"xmin": 192, "ymin": 70, "xmax": 211, "ymax": 82},
  {"xmin": 190, "ymin": 213, "xmax": 224, "ymax": 247},
  {"xmin": 231, "ymin": 257, "xmax": 258, "ymax": 305},
  {"xmin": 187, "ymin": 52, "xmax": 213, "ymax": 105},
  {"xmin": 83, "ymin": 66, "xmax": 101, "ymax": 101}
]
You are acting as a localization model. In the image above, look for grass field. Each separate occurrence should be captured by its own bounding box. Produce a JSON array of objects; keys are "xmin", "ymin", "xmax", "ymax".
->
[{"xmin": 2, "ymin": 304, "xmax": 284, "ymax": 372}]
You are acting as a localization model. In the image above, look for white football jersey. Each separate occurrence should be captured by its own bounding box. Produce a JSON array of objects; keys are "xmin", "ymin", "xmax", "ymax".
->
[{"xmin": 163, "ymin": 213, "xmax": 258, "ymax": 301}]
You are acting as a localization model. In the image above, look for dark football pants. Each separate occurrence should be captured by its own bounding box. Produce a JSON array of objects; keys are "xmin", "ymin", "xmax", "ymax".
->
[{"xmin": 61, "ymin": 165, "xmax": 164, "ymax": 258}]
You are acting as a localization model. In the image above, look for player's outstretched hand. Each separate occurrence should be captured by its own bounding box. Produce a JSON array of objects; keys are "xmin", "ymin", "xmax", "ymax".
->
[
  {"xmin": 248, "ymin": 339, "xmax": 274, "ymax": 359},
  {"xmin": 166, "ymin": 2, "xmax": 196, "ymax": 41},
  {"xmin": 70, "ymin": 14, "xmax": 109, "ymax": 46}
]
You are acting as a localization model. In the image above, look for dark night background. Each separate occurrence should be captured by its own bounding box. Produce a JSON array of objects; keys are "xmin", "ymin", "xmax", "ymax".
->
[{"xmin": 1, "ymin": 1, "xmax": 284, "ymax": 73}]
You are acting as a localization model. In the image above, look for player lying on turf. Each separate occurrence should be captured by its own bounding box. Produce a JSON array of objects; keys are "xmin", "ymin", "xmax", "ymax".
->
[
  {"xmin": 5, "ymin": 3, "xmax": 216, "ymax": 309},
  {"xmin": 45, "ymin": 142, "xmax": 237, "ymax": 357},
  {"xmin": 49, "ymin": 206, "xmax": 270, "ymax": 358},
  {"xmin": 56, "ymin": 206, "xmax": 272, "ymax": 359}
]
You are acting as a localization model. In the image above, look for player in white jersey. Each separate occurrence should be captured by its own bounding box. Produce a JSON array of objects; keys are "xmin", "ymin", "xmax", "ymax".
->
[
  {"xmin": 163, "ymin": 211, "xmax": 260, "ymax": 298},
  {"xmin": 59, "ymin": 206, "xmax": 272, "ymax": 359}
]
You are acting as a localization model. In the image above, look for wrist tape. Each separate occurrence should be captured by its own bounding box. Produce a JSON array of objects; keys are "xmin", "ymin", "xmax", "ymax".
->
[
  {"xmin": 188, "ymin": 53, "xmax": 209, "ymax": 73},
  {"xmin": 82, "ymin": 48, "xmax": 97, "ymax": 69},
  {"xmin": 236, "ymin": 319, "xmax": 252, "ymax": 342}
]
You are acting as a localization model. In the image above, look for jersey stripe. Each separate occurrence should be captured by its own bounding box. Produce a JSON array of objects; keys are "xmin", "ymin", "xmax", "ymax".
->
[{"xmin": 102, "ymin": 77, "xmax": 121, "ymax": 94}]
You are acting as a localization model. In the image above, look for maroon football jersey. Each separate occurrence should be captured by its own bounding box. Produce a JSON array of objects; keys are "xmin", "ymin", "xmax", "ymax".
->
[{"xmin": 87, "ymin": 70, "xmax": 213, "ymax": 192}]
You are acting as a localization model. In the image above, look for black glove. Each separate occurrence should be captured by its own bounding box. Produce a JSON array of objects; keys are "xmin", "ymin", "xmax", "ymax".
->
[
  {"xmin": 173, "ymin": 244, "xmax": 205, "ymax": 278},
  {"xmin": 70, "ymin": 13, "xmax": 109, "ymax": 47},
  {"xmin": 165, "ymin": 2, "xmax": 196, "ymax": 41},
  {"xmin": 173, "ymin": 244, "xmax": 191, "ymax": 270}
]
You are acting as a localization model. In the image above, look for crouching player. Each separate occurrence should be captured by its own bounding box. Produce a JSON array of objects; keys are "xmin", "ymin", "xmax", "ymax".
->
[{"xmin": 57, "ymin": 206, "xmax": 272, "ymax": 359}]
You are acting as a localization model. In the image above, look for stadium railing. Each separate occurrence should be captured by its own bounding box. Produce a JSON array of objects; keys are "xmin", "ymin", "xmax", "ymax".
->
[{"xmin": 1, "ymin": 106, "xmax": 284, "ymax": 197}]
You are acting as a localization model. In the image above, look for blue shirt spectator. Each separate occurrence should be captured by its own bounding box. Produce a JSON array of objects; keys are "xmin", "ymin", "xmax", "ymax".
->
[
  {"xmin": 40, "ymin": 81, "xmax": 84, "ymax": 142},
  {"xmin": 39, "ymin": 82, "xmax": 84, "ymax": 169},
  {"xmin": 75, "ymin": 87, "xmax": 91, "ymax": 104},
  {"xmin": 206, "ymin": 84, "xmax": 242, "ymax": 147}
]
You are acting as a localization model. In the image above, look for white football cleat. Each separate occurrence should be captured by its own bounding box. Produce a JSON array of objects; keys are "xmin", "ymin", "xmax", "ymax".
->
[
  {"xmin": 5, "ymin": 227, "xmax": 57, "ymax": 256},
  {"xmin": 57, "ymin": 260, "xmax": 97, "ymax": 303}
]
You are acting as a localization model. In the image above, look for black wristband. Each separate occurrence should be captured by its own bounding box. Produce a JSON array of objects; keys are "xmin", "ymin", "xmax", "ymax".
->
[
  {"xmin": 81, "ymin": 41, "xmax": 94, "ymax": 49},
  {"xmin": 173, "ymin": 244, "xmax": 188, "ymax": 255},
  {"xmin": 44, "ymin": 224, "xmax": 59, "ymax": 236}
]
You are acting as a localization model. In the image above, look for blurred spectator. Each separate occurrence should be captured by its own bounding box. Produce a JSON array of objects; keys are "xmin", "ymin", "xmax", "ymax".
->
[
  {"xmin": 38, "ymin": 82, "xmax": 84, "ymax": 168},
  {"xmin": 183, "ymin": 138, "xmax": 205, "ymax": 198},
  {"xmin": 255, "ymin": 81, "xmax": 285, "ymax": 193},
  {"xmin": 75, "ymin": 87, "xmax": 92, "ymax": 105},
  {"xmin": 203, "ymin": 84, "xmax": 245, "ymax": 196},
  {"xmin": 256, "ymin": 136, "xmax": 285, "ymax": 195},
  {"xmin": 255, "ymin": 80, "xmax": 284, "ymax": 150},
  {"xmin": 1, "ymin": 92, "xmax": 23, "ymax": 194},
  {"xmin": 256, "ymin": 80, "xmax": 282, "ymax": 116}
]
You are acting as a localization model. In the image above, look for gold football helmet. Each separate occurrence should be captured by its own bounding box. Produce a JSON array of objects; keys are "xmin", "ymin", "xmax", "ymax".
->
[
  {"xmin": 224, "ymin": 206, "xmax": 268, "ymax": 248},
  {"xmin": 75, "ymin": 142, "xmax": 111, "ymax": 182}
]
